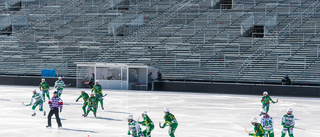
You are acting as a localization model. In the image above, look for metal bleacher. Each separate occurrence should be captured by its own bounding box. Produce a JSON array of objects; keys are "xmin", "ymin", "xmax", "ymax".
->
[{"xmin": 1, "ymin": 0, "xmax": 320, "ymax": 84}]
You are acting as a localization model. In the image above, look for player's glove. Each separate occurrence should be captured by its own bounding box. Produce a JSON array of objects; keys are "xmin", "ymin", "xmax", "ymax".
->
[
  {"xmin": 127, "ymin": 131, "xmax": 131, "ymax": 135},
  {"xmin": 76, "ymin": 99, "xmax": 79, "ymax": 102}
]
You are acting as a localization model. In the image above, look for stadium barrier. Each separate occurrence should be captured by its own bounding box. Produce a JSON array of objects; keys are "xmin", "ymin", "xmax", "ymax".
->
[{"xmin": 154, "ymin": 81, "xmax": 320, "ymax": 97}]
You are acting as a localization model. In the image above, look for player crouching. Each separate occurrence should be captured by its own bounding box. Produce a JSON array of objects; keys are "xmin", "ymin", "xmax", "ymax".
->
[
  {"xmin": 127, "ymin": 115, "xmax": 143, "ymax": 137},
  {"xmin": 248, "ymin": 118, "xmax": 265, "ymax": 137}
]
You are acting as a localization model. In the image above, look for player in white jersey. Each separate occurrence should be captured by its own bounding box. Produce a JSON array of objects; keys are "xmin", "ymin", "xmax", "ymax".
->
[
  {"xmin": 29, "ymin": 89, "xmax": 46, "ymax": 116},
  {"xmin": 259, "ymin": 109, "xmax": 274, "ymax": 137}
]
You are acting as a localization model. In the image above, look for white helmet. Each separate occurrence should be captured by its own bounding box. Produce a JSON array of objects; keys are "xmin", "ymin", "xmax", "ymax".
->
[
  {"xmin": 127, "ymin": 115, "xmax": 133, "ymax": 120},
  {"xmin": 164, "ymin": 108, "xmax": 169, "ymax": 112},
  {"xmin": 260, "ymin": 109, "xmax": 266, "ymax": 114},
  {"xmin": 81, "ymin": 89, "xmax": 85, "ymax": 92},
  {"xmin": 251, "ymin": 118, "xmax": 257, "ymax": 123},
  {"xmin": 96, "ymin": 80, "xmax": 99, "ymax": 83},
  {"xmin": 287, "ymin": 108, "xmax": 293, "ymax": 112},
  {"xmin": 33, "ymin": 89, "xmax": 37, "ymax": 92},
  {"xmin": 58, "ymin": 77, "xmax": 62, "ymax": 80},
  {"xmin": 263, "ymin": 91, "xmax": 268, "ymax": 95},
  {"xmin": 41, "ymin": 78, "xmax": 45, "ymax": 81},
  {"xmin": 142, "ymin": 111, "xmax": 147, "ymax": 115}
]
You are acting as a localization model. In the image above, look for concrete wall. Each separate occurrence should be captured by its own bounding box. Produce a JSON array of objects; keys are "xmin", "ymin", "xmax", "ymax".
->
[
  {"xmin": 0, "ymin": 75, "xmax": 76, "ymax": 88},
  {"xmin": 154, "ymin": 81, "xmax": 320, "ymax": 97}
]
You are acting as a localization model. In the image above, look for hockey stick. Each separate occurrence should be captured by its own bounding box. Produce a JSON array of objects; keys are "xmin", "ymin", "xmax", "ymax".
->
[
  {"xmin": 159, "ymin": 122, "xmax": 162, "ymax": 128},
  {"xmin": 245, "ymin": 129, "xmax": 253, "ymax": 133},
  {"xmin": 22, "ymin": 102, "xmax": 30, "ymax": 106},
  {"xmin": 103, "ymin": 93, "xmax": 108, "ymax": 97},
  {"xmin": 275, "ymin": 99, "xmax": 278, "ymax": 103}
]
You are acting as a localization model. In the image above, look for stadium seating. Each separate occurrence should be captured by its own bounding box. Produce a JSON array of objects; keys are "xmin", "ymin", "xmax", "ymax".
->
[{"xmin": 0, "ymin": 0, "xmax": 320, "ymax": 84}]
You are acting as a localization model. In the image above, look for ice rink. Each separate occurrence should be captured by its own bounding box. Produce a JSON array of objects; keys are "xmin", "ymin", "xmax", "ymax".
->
[{"xmin": 0, "ymin": 85, "xmax": 319, "ymax": 137}]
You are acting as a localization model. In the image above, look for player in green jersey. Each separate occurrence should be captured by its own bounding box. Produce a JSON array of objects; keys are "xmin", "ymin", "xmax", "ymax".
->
[
  {"xmin": 39, "ymin": 78, "xmax": 50, "ymax": 101},
  {"xmin": 92, "ymin": 80, "xmax": 104, "ymax": 110},
  {"xmin": 249, "ymin": 118, "xmax": 265, "ymax": 137},
  {"xmin": 138, "ymin": 111, "xmax": 154, "ymax": 137},
  {"xmin": 160, "ymin": 108, "xmax": 178, "ymax": 137},
  {"xmin": 54, "ymin": 77, "xmax": 68, "ymax": 97},
  {"xmin": 261, "ymin": 91, "xmax": 276, "ymax": 113},
  {"xmin": 29, "ymin": 89, "xmax": 46, "ymax": 116},
  {"xmin": 84, "ymin": 92, "xmax": 99, "ymax": 117},
  {"xmin": 281, "ymin": 108, "xmax": 295, "ymax": 137},
  {"xmin": 127, "ymin": 115, "xmax": 143, "ymax": 137},
  {"xmin": 76, "ymin": 89, "xmax": 89, "ymax": 116}
]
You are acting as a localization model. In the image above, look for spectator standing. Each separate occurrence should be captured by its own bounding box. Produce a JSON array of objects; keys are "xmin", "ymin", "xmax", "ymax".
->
[
  {"xmin": 157, "ymin": 71, "xmax": 162, "ymax": 81},
  {"xmin": 89, "ymin": 73, "xmax": 95, "ymax": 88},
  {"xmin": 148, "ymin": 72, "xmax": 153, "ymax": 91}
]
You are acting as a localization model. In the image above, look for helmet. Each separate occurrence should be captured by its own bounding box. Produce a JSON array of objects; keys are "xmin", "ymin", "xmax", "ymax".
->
[
  {"xmin": 90, "ymin": 92, "xmax": 95, "ymax": 95},
  {"xmin": 260, "ymin": 109, "xmax": 266, "ymax": 114},
  {"xmin": 142, "ymin": 111, "xmax": 147, "ymax": 115},
  {"xmin": 33, "ymin": 89, "xmax": 37, "ymax": 92},
  {"xmin": 53, "ymin": 91, "xmax": 58, "ymax": 94},
  {"xmin": 58, "ymin": 77, "xmax": 62, "ymax": 80},
  {"xmin": 164, "ymin": 108, "xmax": 169, "ymax": 112},
  {"xmin": 251, "ymin": 118, "xmax": 257, "ymax": 123},
  {"xmin": 96, "ymin": 80, "xmax": 99, "ymax": 83},
  {"xmin": 81, "ymin": 89, "xmax": 85, "ymax": 92},
  {"xmin": 41, "ymin": 78, "xmax": 45, "ymax": 81},
  {"xmin": 287, "ymin": 108, "xmax": 293, "ymax": 112},
  {"xmin": 263, "ymin": 91, "xmax": 268, "ymax": 95},
  {"xmin": 127, "ymin": 115, "xmax": 133, "ymax": 120}
]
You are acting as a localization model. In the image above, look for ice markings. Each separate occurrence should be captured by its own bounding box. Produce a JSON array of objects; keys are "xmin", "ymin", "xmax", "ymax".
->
[{"xmin": 0, "ymin": 99, "xmax": 10, "ymax": 101}]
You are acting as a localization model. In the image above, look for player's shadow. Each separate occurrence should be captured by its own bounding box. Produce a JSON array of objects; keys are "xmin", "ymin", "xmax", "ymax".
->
[
  {"xmin": 105, "ymin": 110, "xmax": 131, "ymax": 114},
  {"xmin": 64, "ymin": 103, "xmax": 82, "ymax": 106},
  {"xmin": 95, "ymin": 116, "xmax": 122, "ymax": 121},
  {"xmin": 60, "ymin": 128, "xmax": 97, "ymax": 133},
  {"xmin": 52, "ymin": 118, "xmax": 67, "ymax": 120}
]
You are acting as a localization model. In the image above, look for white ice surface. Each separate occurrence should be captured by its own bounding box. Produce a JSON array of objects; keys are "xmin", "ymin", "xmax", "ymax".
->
[{"xmin": 0, "ymin": 85, "xmax": 319, "ymax": 137}]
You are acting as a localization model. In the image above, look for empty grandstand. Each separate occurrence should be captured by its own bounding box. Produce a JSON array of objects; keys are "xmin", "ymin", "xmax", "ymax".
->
[{"xmin": 0, "ymin": 0, "xmax": 320, "ymax": 85}]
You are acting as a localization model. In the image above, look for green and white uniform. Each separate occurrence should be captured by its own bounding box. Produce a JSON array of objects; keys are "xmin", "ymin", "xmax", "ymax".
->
[
  {"xmin": 249, "ymin": 123, "xmax": 265, "ymax": 137},
  {"xmin": 76, "ymin": 92, "xmax": 89, "ymax": 114},
  {"xmin": 92, "ymin": 84, "xmax": 103, "ymax": 109},
  {"xmin": 138, "ymin": 115, "xmax": 154, "ymax": 137},
  {"xmin": 281, "ymin": 114, "xmax": 295, "ymax": 137},
  {"xmin": 128, "ymin": 120, "xmax": 142, "ymax": 137},
  {"xmin": 261, "ymin": 95, "xmax": 275, "ymax": 113},
  {"xmin": 30, "ymin": 93, "xmax": 44, "ymax": 112},
  {"xmin": 54, "ymin": 80, "xmax": 67, "ymax": 97},
  {"xmin": 39, "ymin": 81, "xmax": 50, "ymax": 101},
  {"xmin": 260, "ymin": 114, "xmax": 274, "ymax": 137},
  {"xmin": 161, "ymin": 113, "xmax": 178, "ymax": 137},
  {"xmin": 86, "ymin": 96, "xmax": 99, "ymax": 116}
]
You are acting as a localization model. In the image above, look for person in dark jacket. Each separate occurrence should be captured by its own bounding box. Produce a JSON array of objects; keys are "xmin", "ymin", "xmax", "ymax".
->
[
  {"xmin": 148, "ymin": 72, "xmax": 153, "ymax": 91},
  {"xmin": 89, "ymin": 73, "xmax": 95, "ymax": 88},
  {"xmin": 157, "ymin": 71, "xmax": 162, "ymax": 81}
]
